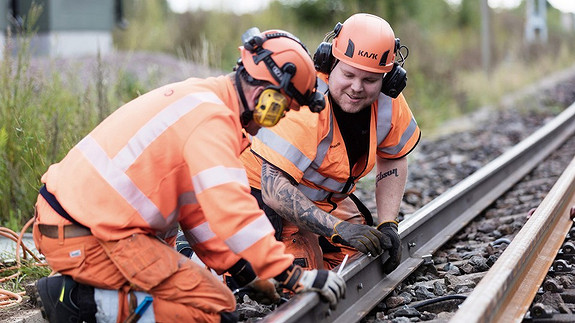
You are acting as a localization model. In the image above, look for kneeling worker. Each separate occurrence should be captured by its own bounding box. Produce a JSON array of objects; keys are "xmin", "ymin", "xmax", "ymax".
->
[{"xmin": 33, "ymin": 28, "xmax": 345, "ymax": 322}]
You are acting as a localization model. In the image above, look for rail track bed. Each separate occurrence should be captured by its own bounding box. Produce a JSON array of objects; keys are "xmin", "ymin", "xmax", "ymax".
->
[
  {"xmin": 237, "ymin": 70, "xmax": 575, "ymax": 322},
  {"xmin": 371, "ymin": 125, "xmax": 575, "ymax": 322},
  {"xmin": 256, "ymin": 104, "xmax": 575, "ymax": 323}
]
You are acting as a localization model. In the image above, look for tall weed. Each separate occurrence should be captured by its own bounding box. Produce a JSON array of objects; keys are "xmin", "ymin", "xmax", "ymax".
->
[
  {"xmin": 0, "ymin": 11, "xmax": 147, "ymax": 230},
  {"xmin": 0, "ymin": 6, "xmax": 44, "ymax": 229}
]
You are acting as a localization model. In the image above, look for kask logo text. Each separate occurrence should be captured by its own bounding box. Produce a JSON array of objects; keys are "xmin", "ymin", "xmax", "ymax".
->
[{"xmin": 358, "ymin": 50, "xmax": 378, "ymax": 60}]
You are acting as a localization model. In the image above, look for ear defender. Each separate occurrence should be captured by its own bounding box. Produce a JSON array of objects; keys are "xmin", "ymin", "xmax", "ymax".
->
[
  {"xmin": 313, "ymin": 22, "xmax": 342, "ymax": 74},
  {"xmin": 381, "ymin": 38, "xmax": 408, "ymax": 98},
  {"xmin": 313, "ymin": 42, "xmax": 334, "ymax": 74},
  {"xmin": 380, "ymin": 63, "xmax": 407, "ymax": 98},
  {"xmin": 308, "ymin": 91, "xmax": 326, "ymax": 113},
  {"xmin": 253, "ymin": 88, "xmax": 289, "ymax": 127}
]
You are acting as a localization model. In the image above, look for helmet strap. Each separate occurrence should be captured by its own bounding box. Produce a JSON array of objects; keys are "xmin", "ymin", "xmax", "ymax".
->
[{"xmin": 235, "ymin": 66, "xmax": 255, "ymax": 127}]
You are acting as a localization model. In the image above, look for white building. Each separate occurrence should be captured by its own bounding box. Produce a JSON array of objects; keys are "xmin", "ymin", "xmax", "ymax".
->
[{"xmin": 1, "ymin": 0, "xmax": 124, "ymax": 57}]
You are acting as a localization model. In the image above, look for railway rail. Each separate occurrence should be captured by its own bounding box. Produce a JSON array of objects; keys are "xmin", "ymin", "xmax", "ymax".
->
[{"xmin": 260, "ymin": 102, "xmax": 575, "ymax": 323}]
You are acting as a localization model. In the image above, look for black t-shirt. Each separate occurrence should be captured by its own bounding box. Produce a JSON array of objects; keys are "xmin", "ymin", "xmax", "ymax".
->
[{"xmin": 331, "ymin": 98, "xmax": 371, "ymax": 168}]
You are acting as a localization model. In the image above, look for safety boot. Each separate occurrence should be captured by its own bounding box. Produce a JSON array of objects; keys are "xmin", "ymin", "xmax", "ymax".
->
[{"xmin": 35, "ymin": 275, "xmax": 96, "ymax": 323}]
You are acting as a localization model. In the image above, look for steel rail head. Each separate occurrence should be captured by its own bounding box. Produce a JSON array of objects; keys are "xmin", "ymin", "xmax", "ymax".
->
[{"xmin": 451, "ymin": 154, "xmax": 575, "ymax": 323}]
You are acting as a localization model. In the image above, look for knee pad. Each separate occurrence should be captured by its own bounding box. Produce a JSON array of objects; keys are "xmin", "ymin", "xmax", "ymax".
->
[{"xmin": 94, "ymin": 289, "xmax": 155, "ymax": 323}]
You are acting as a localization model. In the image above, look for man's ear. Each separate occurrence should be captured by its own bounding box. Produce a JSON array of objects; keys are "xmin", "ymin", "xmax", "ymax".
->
[{"xmin": 249, "ymin": 85, "xmax": 266, "ymax": 108}]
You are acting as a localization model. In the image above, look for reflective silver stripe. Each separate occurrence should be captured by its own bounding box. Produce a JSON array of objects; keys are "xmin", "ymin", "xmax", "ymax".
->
[
  {"xmin": 192, "ymin": 166, "xmax": 249, "ymax": 194},
  {"xmin": 379, "ymin": 117, "xmax": 418, "ymax": 155},
  {"xmin": 376, "ymin": 94, "xmax": 393, "ymax": 146},
  {"xmin": 75, "ymin": 92, "xmax": 223, "ymax": 229},
  {"xmin": 77, "ymin": 135, "xmax": 164, "ymax": 227},
  {"xmin": 301, "ymin": 109, "xmax": 333, "ymax": 180},
  {"xmin": 298, "ymin": 184, "xmax": 347, "ymax": 201},
  {"xmin": 299, "ymin": 100, "xmax": 346, "ymax": 199},
  {"xmin": 185, "ymin": 222, "xmax": 216, "ymax": 246},
  {"xmin": 225, "ymin": 213, "xmax": 275, "ymax": 254},
  {"xmin": 159, "ymin": 191, "xmax": 198, "ymax": 237},
  {"xmin": 114, "ymin": 93, "xmax": 223, "ymax": 172},
  {"xmin": 254, "ymin": 128, "xmax": 312, "ymax": 172},
  {"xmin": 302, "ymin": 167, "xmax": 350, "ymax": 192},
  {"xmin": 317, "ymin": 77, "xmax": 329, "ymax": 94},
  {"xmin": 178, "ymin": 191, "xmax": 198, "ymax": 208},
  {"xmin": 94, "ymin": 289, "xmax": 119, "ymax": 323},
  {"xmin": 309, "ymin": 109, "xmax": 334, "ymax": 169},
  {"xmin": 156, "ymin": 223, "xmax": 179, "ymax": 240},
  {"xmin": 94, "ymin": 289, "xmax": 155, "ymax": 323},
  {"xmin": 167, "ymin": 191, "xmax": 197, "ymax": 224},
  {"xmin": 298, "ymin": 185, "xmax": 327, "ymax": 201}
]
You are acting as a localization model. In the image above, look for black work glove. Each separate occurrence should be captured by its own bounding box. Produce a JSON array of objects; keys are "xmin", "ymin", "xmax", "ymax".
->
[
  {"xmin": 175, "ymin": 231, "xmax": 194, "ymax": 258},
  {"xmin": 274, "ymin": 265, "xmax": 346, "ymax": 309},
  {"xmin": 377, "ymin": 221, "xmax": 401, "ymax": 274},
  {"xmin": 331, "ymin": 221, "xmax": 384, "ymax": 256},
  {"xmin": 228, "ymin": 259, "xmax": 280, "ymax": 305}
]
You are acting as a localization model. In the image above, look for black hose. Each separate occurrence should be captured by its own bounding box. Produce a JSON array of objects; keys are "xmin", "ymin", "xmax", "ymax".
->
[{"xmin": 412, "ymin": 294, "xmax": 467, "ymax": 309}]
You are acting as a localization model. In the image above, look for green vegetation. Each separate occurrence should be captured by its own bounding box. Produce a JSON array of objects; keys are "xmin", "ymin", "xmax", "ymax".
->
[
  {"xmin": 1, "ymin": 0, "xmax": 575, "ymax": 230},
  {"xmin": 0, "ymin": 4, "xmax": 147, "ymax": 230},
  {"xmin": 0, "ymin": 257, "xmax": 52, "ymax": 294}
]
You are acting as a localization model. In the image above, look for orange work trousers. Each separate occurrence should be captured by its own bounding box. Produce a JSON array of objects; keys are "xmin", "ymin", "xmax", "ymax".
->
[{"xmin": 33, "ymin": 196, "xmax": 235, "ymax": 323}]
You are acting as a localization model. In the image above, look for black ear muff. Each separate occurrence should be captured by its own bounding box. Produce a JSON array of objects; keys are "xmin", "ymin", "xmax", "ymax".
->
[
  {"xmin": 308, "ymin": 91, "xmax": 326, "ymax": 113},
  {"xmin": 381, "ymin": 38, "xmax": 409, "ymax": 98},
  {"xmin": 313, "ymin": 42, "xmax": 333, "ymax": 74},
  {"xmin": 313, "ymin": 22, "xmax": 344, "ymax": 74},
  {"xmin": 381, "ymin": 63, "xmax": 407, "ymax": 98}
]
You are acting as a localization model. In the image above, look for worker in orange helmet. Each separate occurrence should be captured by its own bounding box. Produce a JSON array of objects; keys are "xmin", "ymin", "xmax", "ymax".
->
[
  {"xmin": 32, "ymin": 28, "xmax": 345, "ymax": 323},
  {"xmin": 241, "ymin": 13, "xmax": 420, "ymax": 272}
]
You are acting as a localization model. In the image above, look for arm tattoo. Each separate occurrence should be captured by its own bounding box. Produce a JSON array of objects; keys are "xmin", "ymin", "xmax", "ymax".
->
[
  {"xmin": 261, "ymin": 162, "xmax": 339, "ymax": 237},
  {"xmin": 375, "ymin": 167, "xmax": 399, "ymax": 187}
]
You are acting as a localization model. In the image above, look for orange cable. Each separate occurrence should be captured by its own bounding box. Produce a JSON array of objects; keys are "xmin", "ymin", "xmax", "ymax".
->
[
  {"xmin": 0, "ymin": 219, "xmax": 48, "ymax": 308},
  {"xmin": 0, "ymin": 289, "xmax": 23, "ymax": 308}
]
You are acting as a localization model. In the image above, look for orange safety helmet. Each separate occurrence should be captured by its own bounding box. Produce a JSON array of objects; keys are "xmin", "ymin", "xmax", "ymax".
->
[
  {"xmin": 331, "ymin": 13, "xmax": 397, "ymax": 74},
  {"xmin": 239, "ymin": 29, "xmax": 324, "ymax": 111}
]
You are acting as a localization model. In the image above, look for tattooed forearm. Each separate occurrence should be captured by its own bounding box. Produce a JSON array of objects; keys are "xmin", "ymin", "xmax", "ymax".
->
[
  {"xmin": 375, "ymin": 167, "xmax": 399, "ymax": 187},
  {"xmin": 261, "ymin": 162, "xmax": 339, "ymax": 236}
]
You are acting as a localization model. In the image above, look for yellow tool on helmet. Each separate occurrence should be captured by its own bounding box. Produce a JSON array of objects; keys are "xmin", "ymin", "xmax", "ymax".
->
[{"xmin": 253, "ymin": 88, "xmax": 289, "ymax": 127}]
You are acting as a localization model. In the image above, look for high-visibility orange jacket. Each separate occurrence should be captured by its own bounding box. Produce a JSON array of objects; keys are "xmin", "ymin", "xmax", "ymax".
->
[
  {"xmin": 42, "ymin": 75, "xmax": 293, "ymax": 279},
  {"xmin": 241, "ymin": 74, "xmax": 420, "ymax": 211}
]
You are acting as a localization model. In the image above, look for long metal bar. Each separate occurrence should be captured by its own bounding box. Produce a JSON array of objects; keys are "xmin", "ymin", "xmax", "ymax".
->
[
  {"xmin": 262, "ymin": 103, "xmax": 575, "ymax": 323},
  {"xmin": 452, "ymin": 156, "xmax": 575, "ymax": 323}
]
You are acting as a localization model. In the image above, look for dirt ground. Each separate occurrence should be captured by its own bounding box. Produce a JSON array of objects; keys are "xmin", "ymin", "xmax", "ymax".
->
[{"xmin": 0, "ymin": 303, "xmax": 44, "ymax": 322}]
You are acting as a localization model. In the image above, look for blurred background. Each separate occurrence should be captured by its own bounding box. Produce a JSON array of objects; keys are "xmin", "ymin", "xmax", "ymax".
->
[{"xmin": 1, "ymin": 0, "xmax": 574, "ymax": 229}]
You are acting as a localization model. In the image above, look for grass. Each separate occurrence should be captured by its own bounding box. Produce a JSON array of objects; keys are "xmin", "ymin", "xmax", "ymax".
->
[
  {"xmin": 0, "ymin": 26, "xmax": 153, "ymax": 232},
  {"xmin": 454, "ymin": 43, "xmax": 575, "ymax": 112},
  {"xmin": 0, "ymin": 257, "xmax": 51, "ymax": 293}
]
